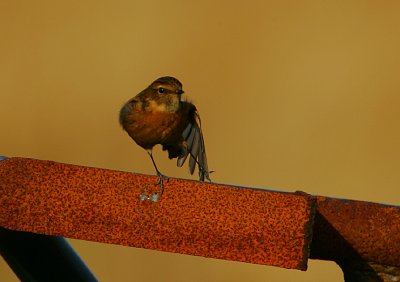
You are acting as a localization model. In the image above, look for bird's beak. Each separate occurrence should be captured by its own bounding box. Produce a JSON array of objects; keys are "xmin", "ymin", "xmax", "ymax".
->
[{"xmin": 175, "ymin": 89, "xmax": 184, "ymax": 95}]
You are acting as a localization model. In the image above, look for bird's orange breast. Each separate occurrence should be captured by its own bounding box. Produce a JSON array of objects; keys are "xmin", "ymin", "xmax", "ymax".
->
[{"xmin": 124, "ymin": 109, "xmax": 186, "ymax": 149}]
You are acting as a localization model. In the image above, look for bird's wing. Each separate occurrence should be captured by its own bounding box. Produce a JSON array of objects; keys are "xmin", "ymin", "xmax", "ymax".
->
[
  {"xmin": 119, "ymin": 97, "xmax": 140, "ymax": 127},
  {"xmin": 177, "ymin": 105, "xmax": 211, "ymax": 182}
]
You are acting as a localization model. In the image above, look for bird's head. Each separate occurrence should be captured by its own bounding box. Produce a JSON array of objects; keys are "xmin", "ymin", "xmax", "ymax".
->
[
  {"xmin": 150, "ymin": 76, "xmax": 184, "ymax": 97},
  {"xmin": 145, "ymin": 76, "xmax": 184, "ymax": 112}
]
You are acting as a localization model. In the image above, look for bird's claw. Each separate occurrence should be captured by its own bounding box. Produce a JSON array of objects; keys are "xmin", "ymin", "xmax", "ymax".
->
[
  {"xmin": 156, "ymin": 172, "xmax": 169, "ymax": 184},
  {"xmin": 155, "ymin": 172, "xmax": 169, "ymax": 195},
  {"xmin": 139, "ymin": 173, "xmax": 169, "ymax": 202}
]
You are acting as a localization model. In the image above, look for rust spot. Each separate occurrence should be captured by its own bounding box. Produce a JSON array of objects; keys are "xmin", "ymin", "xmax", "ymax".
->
[{"xmin": 0, "ymin": 157, "xmax": 315, "ymax": 270}]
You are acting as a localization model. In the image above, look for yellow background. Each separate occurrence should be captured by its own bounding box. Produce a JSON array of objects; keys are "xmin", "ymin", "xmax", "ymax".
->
[{"xmin": 1, "ymin": 1, "xmax": 399, "ymax": 281}]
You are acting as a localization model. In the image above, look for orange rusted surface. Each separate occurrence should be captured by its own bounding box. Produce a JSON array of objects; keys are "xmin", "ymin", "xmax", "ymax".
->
[
  {"xmin": 310, "ymin": 197, "xmax": 400, "ymax": 268},
  {"xmin": 0, "ymin": 157, "xmax": 315, "ymax": 270}
]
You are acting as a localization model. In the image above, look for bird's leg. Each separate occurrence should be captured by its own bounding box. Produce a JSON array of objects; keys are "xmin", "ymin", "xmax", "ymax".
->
[{"xmin": 147, "ymin": 150, "xmax": 168, "ymax": 195}]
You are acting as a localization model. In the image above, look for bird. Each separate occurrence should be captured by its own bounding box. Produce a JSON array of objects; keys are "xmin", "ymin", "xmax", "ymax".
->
[{"xmin": 119, "ymin": 76, "xmax": 211, "ymax": 195}]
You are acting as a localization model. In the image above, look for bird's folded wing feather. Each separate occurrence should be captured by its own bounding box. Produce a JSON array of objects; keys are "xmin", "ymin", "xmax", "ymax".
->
[{"xmin": 177, "ymin": 108, "xmax": 211, "ymax": 181}]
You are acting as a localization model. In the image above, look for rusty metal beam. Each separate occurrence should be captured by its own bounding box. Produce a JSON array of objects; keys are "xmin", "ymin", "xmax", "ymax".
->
[
  {"xmin": 0, "ymin": 157, "xmax": 315, "ymax": 271},
  {"xmin": 310, "ymin": 196, "xmax": 400, "ymax": 281},
  {"xmin": 1, "ymin": 157, "xmax": 399, "ymax": 281}
]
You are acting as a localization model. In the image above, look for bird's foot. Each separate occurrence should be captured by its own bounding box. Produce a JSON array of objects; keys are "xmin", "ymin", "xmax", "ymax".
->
[
  {"xmin": 155, "ymin": 172, "xmax": 169, "ymax": 195},
  {"xmin": 139, "ymin": 173, "xmax": 169, "ymax": 202}
]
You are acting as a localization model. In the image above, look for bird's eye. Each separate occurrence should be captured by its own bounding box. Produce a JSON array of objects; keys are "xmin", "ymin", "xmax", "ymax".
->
[{"xmin": 158, "ymin": 88, "xmax": 165, "ymax": 94}]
